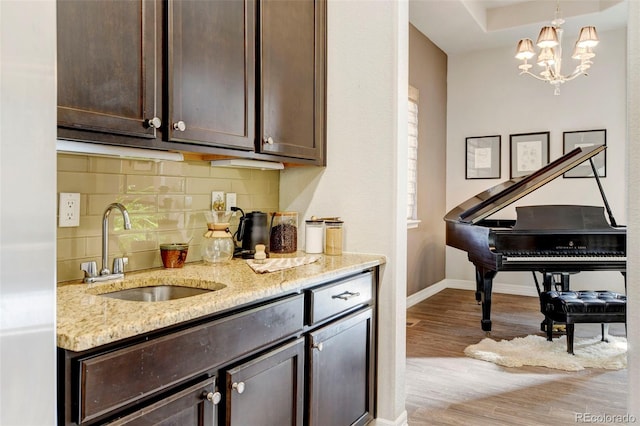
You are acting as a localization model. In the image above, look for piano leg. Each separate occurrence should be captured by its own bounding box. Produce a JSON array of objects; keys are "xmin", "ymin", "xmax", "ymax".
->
[
  {"xmin": 475, "ymin": 267, "xmax": 497, "ymax": 332},
  {"xmin": 540, "ymin": 272, "xmax": 572, "ymax": 332},
  {"xmin": 542, "ymin": 272, "xmax": 571, "ymax": 292}
]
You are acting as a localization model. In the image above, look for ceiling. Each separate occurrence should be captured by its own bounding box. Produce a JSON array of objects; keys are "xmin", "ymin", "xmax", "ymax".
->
[{"xmin": 409, "ymin": 0, "xmax": 629, "ymax": 55}]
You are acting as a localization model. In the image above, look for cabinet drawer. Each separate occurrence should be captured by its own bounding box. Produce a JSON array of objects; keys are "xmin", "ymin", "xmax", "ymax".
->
[
  {"xmin": 106, "ymin": 376, "xmax": 217, "ymax": 426},
  {"xmin": 307, "ymin": 272, "xmax": 373, "ymax": 325},
  {"xmin": 76, "ymin": 294, "xmax": 304, "ymax": 424}
]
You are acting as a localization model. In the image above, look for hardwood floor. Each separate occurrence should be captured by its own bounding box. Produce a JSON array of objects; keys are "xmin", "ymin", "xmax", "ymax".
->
[{"xmin": 405, "ymin": 289, "xmax": 628, "ymax": 426}]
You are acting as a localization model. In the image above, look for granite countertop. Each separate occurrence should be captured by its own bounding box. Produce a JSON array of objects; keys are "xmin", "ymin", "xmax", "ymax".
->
[{"xmin": 57, "ymin": 252, "xmax": 385, "ymax": 352}]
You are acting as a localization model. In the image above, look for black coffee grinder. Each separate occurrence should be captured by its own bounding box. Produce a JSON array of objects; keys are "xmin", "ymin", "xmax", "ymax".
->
[{"xmin": 231, "ymin": 207, "xmax": 269, "ymax": 258}]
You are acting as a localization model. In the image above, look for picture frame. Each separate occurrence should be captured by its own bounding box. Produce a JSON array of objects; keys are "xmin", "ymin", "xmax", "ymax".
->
[
  {"xmin": 563, "ymin": 129, "xmax": 607, "ymax": 178},
  {"xmin": 465, "ymin": 135, "xmax": 501, "ymax": 179},
  {"xmin": 509, "ymin": 131, "xmax": 550, "ymax": 179}
]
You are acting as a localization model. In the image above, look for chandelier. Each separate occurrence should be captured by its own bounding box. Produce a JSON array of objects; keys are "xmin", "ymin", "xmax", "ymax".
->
[{"xmin": 515, "ymin": 2, "xmax": 599, "ymax": 95}]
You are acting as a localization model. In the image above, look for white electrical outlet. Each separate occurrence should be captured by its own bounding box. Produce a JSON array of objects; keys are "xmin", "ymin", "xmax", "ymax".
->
[
  {"xmin": 59, "ymin": 193, "xmax": 81, "ymax": 227},
  {"xmin": 226, "ymin": 192, "xmax": 237, "ymax": 209}
]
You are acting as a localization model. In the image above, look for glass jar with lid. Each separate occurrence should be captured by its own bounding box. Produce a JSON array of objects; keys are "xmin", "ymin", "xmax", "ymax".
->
[
  {"xmin": 305, "ymin": 219, "xmax": 324, "ymax": 254},
  {"xmin": 269, "ymin": 212, "xmax": 298, "ymax": 254},
  {"xmin": 324, "ymin": 220, "xmax": 343, "ymax": 255}
]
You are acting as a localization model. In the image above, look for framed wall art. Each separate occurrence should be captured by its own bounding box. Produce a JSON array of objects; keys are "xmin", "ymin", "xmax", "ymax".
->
[
  {"xmin": 465, "ymin": 135, "xmax": 501, "ymax": 179},
  {"xmin": 509, "ymin": 131, "xmax": 550, "ymax": 179},
  {"xmin": 563, "ymin": 129, "xmax": 606, "ymax": 178}
]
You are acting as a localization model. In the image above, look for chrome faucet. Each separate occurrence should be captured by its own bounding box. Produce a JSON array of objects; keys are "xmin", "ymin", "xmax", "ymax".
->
[
  {"xmin": 81, "ymin": 202, "xmax": 132, "ymax": 283},
  {"xmin": 101, "ymin": 203, "xmax": 132, "ymax": 275}
]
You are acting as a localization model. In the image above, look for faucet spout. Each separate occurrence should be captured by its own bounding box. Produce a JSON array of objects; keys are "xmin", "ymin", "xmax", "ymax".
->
[{"xmin": 101, "ymin": 203, "xmax": 131, "ymax": 276}]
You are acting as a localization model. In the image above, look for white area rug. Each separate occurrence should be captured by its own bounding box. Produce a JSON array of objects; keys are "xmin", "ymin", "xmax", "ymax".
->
[{"xmin": 464, "ymin": 334, "xmax": 627, "ymax": 371}]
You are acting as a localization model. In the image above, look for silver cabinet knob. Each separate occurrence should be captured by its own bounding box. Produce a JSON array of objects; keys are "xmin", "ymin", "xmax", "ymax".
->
[
  {"xmin": 145, "ymin": 117, "xmax": 161, "ymax": 129},
  {"xmin": 312, "ymin": 342, "xmax": 324, "ymax": 352},
  {"xmin": 204, "ymin": 391, "xmax": 222, "ymax": 405},
  {"xmin": 173, "ymin": 121, "xmax": 186, "ymax": 131},
  {"xmin": 232, "ymin": 381, "xmax": 245, "ymax": 394},
  {"xmin": 263, "ymin": 136, "xmax": 274, "ymax": 145}
]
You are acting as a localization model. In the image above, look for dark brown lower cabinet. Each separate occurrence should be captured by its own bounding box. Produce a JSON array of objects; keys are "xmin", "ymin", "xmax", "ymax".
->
[
  {"xmin": 106, "ymin": 377, "xmax": 218, "ymax": 426},
  {"xmin": 308, "ymin": 308, "xmax": 375, "ymax": 426},
  {"xmin": 57, "ymin": 269, "xmax": 377, "ymax": 426},
  {"xmin": 224, "ymin": 338, "xmax": 304, "ymax": 426}
]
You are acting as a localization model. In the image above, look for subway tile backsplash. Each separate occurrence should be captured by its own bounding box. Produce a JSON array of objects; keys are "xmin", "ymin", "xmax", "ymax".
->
[{"xmin": 57, "ymin": 154, "xmax": 279, "ymax": 283}]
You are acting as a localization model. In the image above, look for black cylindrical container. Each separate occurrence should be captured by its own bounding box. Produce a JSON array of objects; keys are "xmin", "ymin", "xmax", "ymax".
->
[{"xmin": 241, "ymin": 211, "xmax": 269, "ymax": 257}]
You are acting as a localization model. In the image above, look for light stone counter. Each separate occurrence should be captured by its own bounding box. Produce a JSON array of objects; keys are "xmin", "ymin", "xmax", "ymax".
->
[{"xmin": 57, "ymin": 252, "xmax": 385, "ymax": 352}]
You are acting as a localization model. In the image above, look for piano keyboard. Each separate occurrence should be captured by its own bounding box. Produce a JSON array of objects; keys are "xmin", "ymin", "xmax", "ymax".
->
[{"xmin": 504, "ymin": 255, "xmax": 626, "ymax": 263}]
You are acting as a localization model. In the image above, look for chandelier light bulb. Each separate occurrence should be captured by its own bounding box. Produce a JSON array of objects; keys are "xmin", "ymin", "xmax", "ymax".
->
[
  {"xmin": 536, "ymin": 26, "xmax": 559, "ymax": 48},
  {"xmin": 515, "ymin": 38, "xmax": 535, "ymax": 60},
  {"xmin": 572, "ymin": 43, "xmax": 595, "ymax": 60},
  {"xmin": 577, "ymin": 26, "xmax": 599, "ymax": 48},
  {"xmin": 537, "ymin": 47, "xmax": 555, "ymax": 67}
]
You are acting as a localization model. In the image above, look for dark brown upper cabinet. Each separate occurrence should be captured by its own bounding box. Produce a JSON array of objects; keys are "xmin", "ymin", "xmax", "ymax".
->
[
  {"xmin": 166, "ymin": 0, "xmax": 255, "ymax": 151},
  {"xmin": 258, "ymin": 0, "xmax": 326, "ymax": 165},
  {"xmin": 57, "ymin": 0, "xmax": 159, "ymax": 141},
  {"xmin": 57, "ymin": 0, "xmax": 326, "ymax": 165}
]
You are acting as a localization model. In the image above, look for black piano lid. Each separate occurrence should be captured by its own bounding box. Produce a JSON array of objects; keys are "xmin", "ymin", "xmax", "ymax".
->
[{"xmin": 445, "ymin": 145, "xmax": 607, "ymax": 225}]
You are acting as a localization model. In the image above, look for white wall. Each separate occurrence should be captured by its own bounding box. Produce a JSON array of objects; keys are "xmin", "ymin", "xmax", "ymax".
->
[
  {"xmin": 280, "ymin": 1, "xmax": 408, "ymax": 424},
  {"xmin": 446, "ymin": 27, "xmax": 628, "ymax": 293},
  {"xmin": 625, "ymin": 0, "xmax": 639, "ymax": 417},
  {"xmin": 0, "ymin": 1, "xmax": 57, "ymax": 424}
]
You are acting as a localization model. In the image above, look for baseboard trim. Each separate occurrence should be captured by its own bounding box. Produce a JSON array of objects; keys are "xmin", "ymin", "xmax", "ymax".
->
[
  {"xmin": 371, "ymin": 410, "xmax": 408, "ymax": 426},
  {"xmin": 406, "ymin": 279, "xmax": 449, "ymax": 307},
  {"xmin": 407, "ymin": 278, "xmax": 539, "ymax": 307}
]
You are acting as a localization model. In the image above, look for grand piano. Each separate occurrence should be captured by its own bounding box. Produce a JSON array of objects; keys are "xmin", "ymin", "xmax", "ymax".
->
[{"xmin": 445, "ymin": 145, "xmax": 626, "ymax": 332}]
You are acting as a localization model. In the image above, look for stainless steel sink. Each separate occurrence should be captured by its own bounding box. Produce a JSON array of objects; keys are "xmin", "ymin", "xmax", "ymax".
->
[{"xmin": 101, "ymin": 285, "xmax": 221, "ymax": 302}]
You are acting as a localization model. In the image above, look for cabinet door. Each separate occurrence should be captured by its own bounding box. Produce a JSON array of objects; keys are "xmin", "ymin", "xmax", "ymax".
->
[
  {"xmin": 57, "ymin": 0, "xmax": 158, "ymax": 139},
  {"xmin": 258, "ymin": 0, "xmax": 326, "ymax": 164},
  {"xmin": 308, "ymin": 308, "xmax": 374, "ymax": 426},
  {"xmin": 224, "ymin": 339, "xmax": 304, "ymax": 426},
  {"xmin": 167, "ymin": 0, "xmax": 255, "ymax": 150},
  {"xmin": 107, "ymin": 376, "xmax": 218, "ymax": 426}
]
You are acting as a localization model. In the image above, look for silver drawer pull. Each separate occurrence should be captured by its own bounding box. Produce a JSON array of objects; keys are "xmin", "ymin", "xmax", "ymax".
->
[
  {"xmin": 312, "ymin": 342, "xmax": 324, "ymax": 351},
  {"xmin": 332, "ymin": 291, "xmax": 360, "ymax": 301}
]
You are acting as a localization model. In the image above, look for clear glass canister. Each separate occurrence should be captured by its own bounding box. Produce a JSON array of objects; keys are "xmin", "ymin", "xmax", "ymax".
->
[
  {"xmin": 305, "ymin": 219, "xmax": 324, "ymax": 254},
  {"xmin": 324, "ymin": 220, "xmax": 343, "ymax": 255},
  {"xmin": 269, "ymin": 212, "xmax": 298, "ymax": 253}
]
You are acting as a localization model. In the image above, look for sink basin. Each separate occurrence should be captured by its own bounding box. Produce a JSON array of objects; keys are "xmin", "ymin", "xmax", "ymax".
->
[{"xmin": 101, "ymin": 285, "xmax": 221, "ymax": 302}]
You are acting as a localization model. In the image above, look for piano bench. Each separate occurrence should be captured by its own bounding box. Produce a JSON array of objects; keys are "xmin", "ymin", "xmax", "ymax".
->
[{"xmin": 539, "ymin": 290, "xmax": 627, "ymax": 354}]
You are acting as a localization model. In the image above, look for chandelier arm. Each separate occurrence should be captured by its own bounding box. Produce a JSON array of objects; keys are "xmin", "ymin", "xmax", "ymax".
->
[
  {"xmin": 564, "ymin": 68, "xmax": 589, "ymax": 81},
  {"xmin": 519, "ymin": 70, "xmax": 552, "ymax": 81}
]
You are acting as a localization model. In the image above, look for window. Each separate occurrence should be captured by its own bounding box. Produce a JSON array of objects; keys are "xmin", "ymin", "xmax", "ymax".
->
[{"xmin": 407, "ymin": 85, "xmax": 420, "ymax": 229}]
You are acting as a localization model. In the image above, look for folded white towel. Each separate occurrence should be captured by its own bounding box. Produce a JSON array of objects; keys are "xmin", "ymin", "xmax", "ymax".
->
[{"xmin": 246, "ymin": 255, "xmax": 321, "ymax": 274}]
